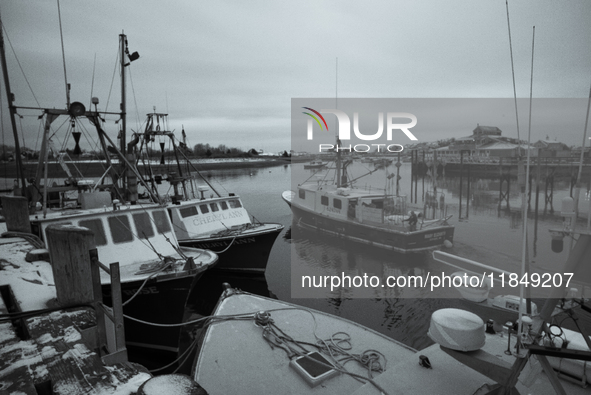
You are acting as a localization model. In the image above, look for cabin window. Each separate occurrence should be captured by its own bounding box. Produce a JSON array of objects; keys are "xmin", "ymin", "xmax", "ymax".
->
[
  {"xmin": 179, "ymin": 206, "xmax": 198, "ymax": 218},
  {"xmin": 152, "ymin": 210, "xmax": 172, "ymax": 234},
  {"xmin": 333, "ymin": 199, "xmax": 342, "ymax": 209},
  {"xmin": 133, "ymin": 212, "xmax": 154, "ymax": 239},
  {"xmin": 220, "ymin": 201, "xmax": 229, "ymax": 210},
  {"xmin": 108, "ymin": 215, "xmax": 133, "ymax": 244},
  {"xmin": 321, "ymin": 196, "xmax": 328, "ymax": 206},
  {"xmin": 199, "ymin": 204, "xmax": 209, "ymax": 214},
  {"xmin": 229, "ymin": 199, "xmax": 242, "ymax": 208},
  {"xmin": 299, "ymin": 190, "xmax": 305, "ymax": 199},
  {"xmin": 210, "ymin": 203, "xmax": 219, "ymax": 212},
  {"xmin": 79, "ymin": 219, "xmax": 107, "ymax": 246}
]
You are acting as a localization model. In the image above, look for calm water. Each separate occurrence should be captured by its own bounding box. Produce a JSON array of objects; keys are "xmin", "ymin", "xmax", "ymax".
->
[
  {"xmin": 186, "ymin": 161, "xmax": 591, "ymax": 353},
  {"xmin": 3, "ymin": 160, "xmax": 591, "ymax": 370}
]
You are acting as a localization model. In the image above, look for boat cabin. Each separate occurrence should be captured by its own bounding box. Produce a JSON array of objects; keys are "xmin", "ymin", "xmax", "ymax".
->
[
  {"xmin": 167, "ymin": 196, "xmax": 252, "ymax": 239},
  {"xmin": 296, "ymin": 184, "xmax": 407, "ymax": 226},
  {"xmin": 32, "ymin": 205, "xmax": 181, "ymax": 270}
]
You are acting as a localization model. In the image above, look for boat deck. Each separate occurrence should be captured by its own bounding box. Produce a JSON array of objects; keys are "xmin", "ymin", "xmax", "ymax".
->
[
  {"xmin": 353, "ymin": 332, "xmax": 591, "ymax": 395},
  {"xmin": 193, "ymin": 290, "xmax": 591, "ymax": 395},
  {"xmin": 193, "ymin": 291, "xmax": 416, "ymax": 395}
]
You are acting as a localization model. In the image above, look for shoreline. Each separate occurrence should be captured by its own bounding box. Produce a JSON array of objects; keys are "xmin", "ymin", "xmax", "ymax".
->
[{"xmin": 0, "ymin": 157, "xmax": 292, "ymax": 179}]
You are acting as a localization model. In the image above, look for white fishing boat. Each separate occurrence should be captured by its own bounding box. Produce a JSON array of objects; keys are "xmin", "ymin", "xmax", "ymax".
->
[
  {"xmin": 191, "ymin": 285, "xmax": 591, "ymax": 394},
  {"xmin": 304, "ymin": 159, "xmax": 328, "ymax": 169},
  {"xmin": 282, "ymin": 146, "xmax": 454, "ymax": 253},
  {"xmin": 135, "ymin": 111, "xmax": 284, "ymax": 273}
]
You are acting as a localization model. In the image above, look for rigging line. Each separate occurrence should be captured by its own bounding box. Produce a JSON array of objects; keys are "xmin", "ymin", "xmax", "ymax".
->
[
  {"xmin": 1, "ymin": 23, "xmax": 41, "ymax": 107},
  {"xmin": 56, "ymin": 0, "xmax": 69, "ymax": 106},
  {"xmin": 89, "ymin": 53, "xmax": 96, "ymax": 109},
  {"xmin": 127, "ymin": 66, "xmax": 142, "ymax": 131},
  {"xmin": 105, "ymin": 47, "xmax": 120, "ymax": 115},
  {"xmin": 505, "ymin": 0, "xmax": 521, "ymax": 149},
  {"xmin": 518, "ymin": 25, "xmax": 535, "ymax": 351}
]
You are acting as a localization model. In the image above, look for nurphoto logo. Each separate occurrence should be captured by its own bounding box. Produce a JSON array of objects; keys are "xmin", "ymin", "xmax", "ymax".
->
[{"xmin": 302, "ymin": 107, "xmax": 418, "ymax": 153}]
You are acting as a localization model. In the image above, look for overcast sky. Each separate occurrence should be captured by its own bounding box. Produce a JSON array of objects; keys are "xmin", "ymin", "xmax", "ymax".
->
[{"xmin": 1, "ymin": 1, "xmax": 591, "ymax": 154}]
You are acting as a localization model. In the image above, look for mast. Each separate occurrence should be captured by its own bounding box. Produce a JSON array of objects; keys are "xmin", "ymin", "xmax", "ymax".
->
[
  {"xmin": 120, "ymin": 33, "xmax": 127, "ymax": 156},
  {"xmin": 0, "ymin": 15, "xmax": 27, "ymax": 196},
  {"xmin": 119, "ymin": 33, "xmax": 127, "ymax": 193}
]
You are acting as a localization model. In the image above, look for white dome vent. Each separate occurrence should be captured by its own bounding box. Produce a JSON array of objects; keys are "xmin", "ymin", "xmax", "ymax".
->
[{"xmin": 428, "ymin": 308, "xmax": 485, "ymax": 351}]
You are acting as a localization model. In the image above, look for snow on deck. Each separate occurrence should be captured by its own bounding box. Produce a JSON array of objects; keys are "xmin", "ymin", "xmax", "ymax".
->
[{"xmin": 0, "ymin": 234, "xmax": 151, "ymax": 394}]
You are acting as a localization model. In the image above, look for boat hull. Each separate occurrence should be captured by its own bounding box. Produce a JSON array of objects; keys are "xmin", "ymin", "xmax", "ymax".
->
[
  {"xmin": 290, "ymin": 202, "xmax": 454, "ymax": 253},
  {"xmin": 102, "ymin": 269, "xmax": 205, "ymax": 354},
  {"xmin": 177, "ymin": 225, "xmax": 283, "ymax": 273}
]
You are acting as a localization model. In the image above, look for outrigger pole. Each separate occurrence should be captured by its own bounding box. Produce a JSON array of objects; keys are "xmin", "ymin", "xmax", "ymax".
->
[{"xmin": 0, "ymin": 14, "xmax": 27, "ymax": 196}]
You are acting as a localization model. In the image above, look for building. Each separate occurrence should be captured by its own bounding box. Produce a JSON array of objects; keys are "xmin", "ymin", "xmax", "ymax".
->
[{"xmin": 533, "ymin": 137, "xmax": 571, "ymax": 158}]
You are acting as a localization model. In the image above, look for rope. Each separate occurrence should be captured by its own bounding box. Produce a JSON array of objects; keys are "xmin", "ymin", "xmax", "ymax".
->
[
  {"xmin": 121, "ymin": 257, "xmax": 177, "ymax": 307},
  {"xmin": 123, "ymin": 303, "xmax": 392, "ymax": 393},
  {"xmin": 1, "ymin": 231, "xmax": 45, "ymax": 249},
  {"xmin": 56, "ymin": 0, "xmax": 69, "ymax": 106},
  {"xmin": 1, "ymin": 23, "xmax": 41, "ymax": 107},
  {"xmin": 209, "ymin": 235, "xmax": 237, "ymax": 254}
]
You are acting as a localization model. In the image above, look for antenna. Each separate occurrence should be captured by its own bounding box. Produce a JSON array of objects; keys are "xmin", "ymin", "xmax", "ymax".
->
[{"xmin": 505, "ymin": 0, "xmax": 521, "ymax": 148}]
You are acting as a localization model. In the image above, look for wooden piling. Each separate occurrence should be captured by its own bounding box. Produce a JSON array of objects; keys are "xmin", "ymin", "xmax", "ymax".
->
[
  {"xmin": 0, "ymin": 195, "xmax": 31, "ymax": 233},
  {"xmin": 45, "ymin": 224, "xmax": 95, "ymax": 306}
]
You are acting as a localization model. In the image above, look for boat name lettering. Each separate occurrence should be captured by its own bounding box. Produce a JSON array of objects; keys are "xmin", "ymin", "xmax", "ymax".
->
[
  {"xmin": 122, "ymin": 286, "xmax": 159, "ymax": 296},
  {"xmin": 199, "ymin": 237, "xmax": 256, "ymax": 249},
  {"xmin": 424, "ymin": 231, "xmax": 446, "ymax": 239},
  {"xmin": 191, "ymin": 210, "xmax": 244, "ymax": 226},
  {"xmin": 326, "ymin": 207, "xmax": 341, "ymax": 213}
]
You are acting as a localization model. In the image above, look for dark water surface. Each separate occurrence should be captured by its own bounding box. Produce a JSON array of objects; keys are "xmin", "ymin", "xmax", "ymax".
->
[
  {"xmin": 183, "ymin": 161, "xmax": 591, "ymax": 358},
  {"xmin": 5, "ymin": 160, "xmax": 590, "ymax": 373}
]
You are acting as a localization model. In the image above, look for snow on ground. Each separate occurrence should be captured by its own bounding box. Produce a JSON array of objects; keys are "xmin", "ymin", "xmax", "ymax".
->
[{"xmin": 0, "ymin": 236, "xmax": 56, "ymax": 310}]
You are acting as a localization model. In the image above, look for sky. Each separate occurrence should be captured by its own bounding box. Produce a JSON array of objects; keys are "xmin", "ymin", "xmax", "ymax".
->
[{"xmin": 1, "ymin": 1, "xmax": 591, "ymax": 154}]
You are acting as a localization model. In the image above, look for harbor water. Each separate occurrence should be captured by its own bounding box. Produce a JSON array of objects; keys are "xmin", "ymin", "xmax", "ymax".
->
[
  {"xmin": 187, "ymin": 160, "xmax": 591, "ymax": 356},
  {"xmin": 2, "ymin": 160, "xmax": 591, "ymax": 370}
]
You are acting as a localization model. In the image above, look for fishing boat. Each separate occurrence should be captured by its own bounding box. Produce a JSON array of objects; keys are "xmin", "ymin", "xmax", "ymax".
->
[
  {"xmin": 135, "ymin": 112, "xmax": 284, "ymax": 273},
  {"xmin": 191, "ymin": 285, "xmax": 591, "ymax": 394},
  {"xmin": 0, "ymin": 33, "xmax": 219, "ymax": 356},
  {"xmin": 371, "ymin": 157, "xmax": 393, "ymax": 167},
  {"xmin": 2, "ymin": 196, "xmax": 218, "ymax": 354},
  {"xmin": 303, "ymin": 159, "xmax": 328, "ymax": 169},
  {"xmin": 282, "ymin": 145, "xmax": 454, "ymax": 253}
]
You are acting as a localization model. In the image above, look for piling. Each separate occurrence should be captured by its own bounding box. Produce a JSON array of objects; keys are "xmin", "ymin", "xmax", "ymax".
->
[
  {"xmin": 0, "ymin": 195, "xmax": 31, "ymax": 233},
  {"xmin": 46, "ymin": 225, "xmax": 96, "ymax": 306}
]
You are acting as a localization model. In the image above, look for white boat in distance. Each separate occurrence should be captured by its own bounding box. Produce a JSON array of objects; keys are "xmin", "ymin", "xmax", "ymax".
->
[{"xmin": 283, "ymin": 148, "xmax": 454, "ymax": 253}]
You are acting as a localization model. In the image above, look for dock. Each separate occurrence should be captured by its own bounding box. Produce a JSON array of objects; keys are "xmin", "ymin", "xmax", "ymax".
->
[{"xmin": 0, "ymin": 232, "xmax": 151, "ymax": 394}]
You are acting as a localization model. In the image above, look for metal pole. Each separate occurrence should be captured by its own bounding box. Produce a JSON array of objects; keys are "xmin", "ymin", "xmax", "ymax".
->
[
  {"xmin": 459, "ymin": 151, "xmax": 464, "ymax": 220},
  {"xmin": 0, "ymin": 16, "xmax": 27, "ymax": 195}
]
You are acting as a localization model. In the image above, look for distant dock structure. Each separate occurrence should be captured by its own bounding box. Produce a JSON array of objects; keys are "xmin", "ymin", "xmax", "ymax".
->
[{"xmin": 409, "ymin": 125, "xmax": 590, "ymax": 214}]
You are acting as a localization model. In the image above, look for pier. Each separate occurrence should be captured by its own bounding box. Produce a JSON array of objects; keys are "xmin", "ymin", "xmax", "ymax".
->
[
  {"xmin": 0, "ymin": 201, "xmax": 151, "ymax": 394},
  {"xmin": 410, "ymin": 150, "xmax": 591, "ymax": 214}
]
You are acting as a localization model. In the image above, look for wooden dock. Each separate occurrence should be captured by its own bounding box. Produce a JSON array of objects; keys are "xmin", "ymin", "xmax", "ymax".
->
[{"xmin": 0, "ymin": 233, "xmax": 151, "ymax": 394}]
